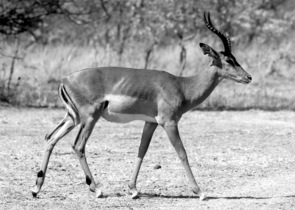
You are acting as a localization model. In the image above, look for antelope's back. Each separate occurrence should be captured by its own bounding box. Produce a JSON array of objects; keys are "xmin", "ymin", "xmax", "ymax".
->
[{"xmin": 62, "ymin": 67, "xmax": 181, "ymax": 109}]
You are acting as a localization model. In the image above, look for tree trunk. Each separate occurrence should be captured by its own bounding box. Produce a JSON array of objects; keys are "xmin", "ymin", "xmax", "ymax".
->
[
  {"xmin": 144, "ymin": 42, "xmax": 155, "ymax": 69},
  {"xmin": 7, "ymin": 36, "xmax": 20, "ymax": 96}
]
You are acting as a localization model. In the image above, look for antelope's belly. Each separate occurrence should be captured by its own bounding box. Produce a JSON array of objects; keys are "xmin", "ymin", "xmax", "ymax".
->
[
  {"xmin": 102, "ymin": 94, "xmax": 157, "ymax": 123},
  {"xmin": 102, "ymin": 110, "xmax": 156, "ymax": 123}
]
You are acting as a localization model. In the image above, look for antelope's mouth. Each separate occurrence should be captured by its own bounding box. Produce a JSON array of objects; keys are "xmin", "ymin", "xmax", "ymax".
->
[
  {"xmin": 229, "ymin": 75, "xmax": 252, "ymax": 84},
  {"xmin": 232, "ymin": 74, "xmax": 252, "ymax": 84},
  {"xmin": 239, "ymin": 78, "xmax": 251, "ymax": 84}
]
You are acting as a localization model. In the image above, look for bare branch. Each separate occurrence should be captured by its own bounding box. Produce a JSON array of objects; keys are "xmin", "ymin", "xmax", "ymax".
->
[{"xmin": 100, "ymin": 0, "xmax": 111, "ymax": 21}]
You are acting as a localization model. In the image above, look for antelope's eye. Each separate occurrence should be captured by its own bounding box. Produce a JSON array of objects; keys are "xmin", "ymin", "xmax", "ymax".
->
[{"xmin": 226, "ymin": 59, "xmax": 234, "ymax": 65}]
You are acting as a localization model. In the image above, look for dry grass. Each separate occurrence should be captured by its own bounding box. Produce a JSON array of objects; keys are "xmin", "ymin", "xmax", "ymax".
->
[{"xmin": 0, "ymin": 36, "xmax": 295, "ymax": 109}]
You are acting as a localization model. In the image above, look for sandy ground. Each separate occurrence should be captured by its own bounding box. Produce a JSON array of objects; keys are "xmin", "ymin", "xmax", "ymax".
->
[{"xmin": 0, "ymin": 107, "xmax": 295, "ymax": 210}]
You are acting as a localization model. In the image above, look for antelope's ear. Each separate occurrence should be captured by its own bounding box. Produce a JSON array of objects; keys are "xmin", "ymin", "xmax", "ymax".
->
[{"xmin": 199, "ymin": 43, "xmax": 219, "ymax": 59}]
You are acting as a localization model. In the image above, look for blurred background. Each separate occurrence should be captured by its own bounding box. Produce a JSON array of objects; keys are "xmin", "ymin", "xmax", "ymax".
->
[{"xmin": 0, "ymin": 0, "xmax": 294, "ymax": 110}]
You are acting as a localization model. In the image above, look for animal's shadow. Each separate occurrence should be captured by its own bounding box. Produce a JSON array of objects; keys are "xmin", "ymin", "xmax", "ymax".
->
[
  {"xmin": 35, "ymin": 192, "xmax": 295, "ymax": 200},
  {"xmin": 137, "ymin": 193, "xmax": 295, "ymax": 201}
]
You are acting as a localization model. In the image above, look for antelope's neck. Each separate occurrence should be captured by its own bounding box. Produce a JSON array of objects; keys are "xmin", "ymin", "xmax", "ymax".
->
[{"xmin": 180, "ymin": 67, "xmax": 221, "ymax": 112}]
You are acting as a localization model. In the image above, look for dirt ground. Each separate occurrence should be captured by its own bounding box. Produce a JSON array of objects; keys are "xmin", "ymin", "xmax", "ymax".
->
[{"xmin": 1, "ymin": 107, "xmax": 295, "ymax": 210}]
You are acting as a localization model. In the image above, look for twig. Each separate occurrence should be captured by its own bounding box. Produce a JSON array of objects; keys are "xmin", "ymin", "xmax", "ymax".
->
[{"xmin": 0, "ymin": 51, "xmax": 22, "ymax": 59}]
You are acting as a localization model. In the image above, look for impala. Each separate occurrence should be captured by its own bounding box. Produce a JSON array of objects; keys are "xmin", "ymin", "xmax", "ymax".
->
[{"xmin": 32, "ymin": 12, "xmax": 252, "ymax": 201}]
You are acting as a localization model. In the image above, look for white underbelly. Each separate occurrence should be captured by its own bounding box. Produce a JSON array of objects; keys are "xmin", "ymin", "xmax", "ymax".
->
[
  {"xmin": 102, "ymin": 94, "xmax": 158, "ymax": 123},
  {"xmin": 101, "ymin": 109, "xmax": 157, "ymax": 123}
]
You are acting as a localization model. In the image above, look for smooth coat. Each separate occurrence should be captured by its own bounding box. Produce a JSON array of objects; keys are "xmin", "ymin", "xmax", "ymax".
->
[{"xmin": 62, "ymin": 67, "xmax": 220, "ymax": 125}]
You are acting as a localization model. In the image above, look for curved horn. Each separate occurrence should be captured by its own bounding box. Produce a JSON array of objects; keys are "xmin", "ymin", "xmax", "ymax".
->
[{"xmin": 203, "ymin": 12, "xmax": 231, "ymax": 53}]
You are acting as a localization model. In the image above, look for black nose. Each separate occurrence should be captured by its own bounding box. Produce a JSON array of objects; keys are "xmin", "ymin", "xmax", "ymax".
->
[{"xmin": 247, "ymin": 75, "xmax": 252, "ymax": 81}]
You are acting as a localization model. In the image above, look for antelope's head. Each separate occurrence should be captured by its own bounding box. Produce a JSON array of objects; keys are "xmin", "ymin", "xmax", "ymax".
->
[{"xmin": 200, "ymin": 12, "xmax": 252, "ymax": 84}]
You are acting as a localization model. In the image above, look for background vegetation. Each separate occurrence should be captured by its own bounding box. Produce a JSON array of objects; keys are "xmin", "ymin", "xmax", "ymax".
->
[{"xmin": 0, "ymin": 0, "xmax": 295, "ymax": 110}]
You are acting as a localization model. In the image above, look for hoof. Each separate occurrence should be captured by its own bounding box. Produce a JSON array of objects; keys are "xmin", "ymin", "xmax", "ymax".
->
[
  {"xmin": 95, "ymin": 189, "xmax": 103, "ymax": 198},
  {"xmin": 32, "ymin": 191, "xmax": 38, "ymax": 197},
  {"xmin": 128, "ymin": 186, "xmax": 140, "ymax": 199},
  {"xmin": 31, "ymin": 187, "xmax": 39, "ymax": 198},
  {"xmin": 199, "ymin": 192, "xmax": 206, "ymax": 201},
  {"xmin": 192, "ymin": 188, "xmax": 206, "ymax": 201},
  {"xmin": 131, "ymin": 191, "xmax": 139, "ymax": 199}
]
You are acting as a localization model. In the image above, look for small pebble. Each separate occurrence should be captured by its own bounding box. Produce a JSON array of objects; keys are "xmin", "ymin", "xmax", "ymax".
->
[{"xmin": 154, "ymin": 164, "xmax": 161, "ymax": 169}]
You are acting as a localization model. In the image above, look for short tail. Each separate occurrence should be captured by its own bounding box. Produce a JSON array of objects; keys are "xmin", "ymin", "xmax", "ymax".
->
[{"xmin": 59, "ymin": 83, "xmax": 80, "ymax": 125}]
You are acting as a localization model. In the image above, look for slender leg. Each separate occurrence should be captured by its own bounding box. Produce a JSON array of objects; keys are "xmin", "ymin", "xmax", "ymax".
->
[
  {"xmin": 72, "ymin": 115, "xmax": 102, "ymax": 197},
  {"xmin": 128, "ymin": 122, "xmax": 158, "ymax": 199},
  {"xmin": 32, "ymin": 116, "xmax": 75, "ymax": 197},
  {"xmin": 164, "ymin": 123, "xmax": 205, "ymax": 201},
  {"xmin": 45, "ymin": 114, "xmax": 68, "ymax": 140}
]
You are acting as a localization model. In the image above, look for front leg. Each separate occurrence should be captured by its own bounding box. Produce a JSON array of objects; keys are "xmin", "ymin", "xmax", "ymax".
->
[
  {"xmin": 128, "ymin": 122, "xmax": 158, "ymax": 199},
  {"xmin": 163, "ymin": 123, "xmax": 205, "ymax": 201}
]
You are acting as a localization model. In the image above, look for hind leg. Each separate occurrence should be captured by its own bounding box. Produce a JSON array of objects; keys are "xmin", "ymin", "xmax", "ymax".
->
[
  {"xmin": 44, "ymin": 114, "xmax": 69, "ymax": 140},
  {"xmin": 72, "ymin": 107, "xmax": 103, "ymax": 197},
  {"xmin": 32, "ymin": 114, "xmax": 75, "ymax": 197}
]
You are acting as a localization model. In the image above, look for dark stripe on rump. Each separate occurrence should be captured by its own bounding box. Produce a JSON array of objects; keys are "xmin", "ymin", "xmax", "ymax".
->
[
  {"xmin": 103, "ymin": 101, "xmax": 109, "ymax": 110},
  {"xmin": 59, "ymin": 84, "xmax": 80, "ymax": 124}
]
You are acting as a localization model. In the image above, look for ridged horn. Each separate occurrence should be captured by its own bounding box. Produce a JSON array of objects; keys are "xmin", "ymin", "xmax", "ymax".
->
[{"xmin": 203, "ymin": 12, "xmax": 231, "ymax": 53}]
